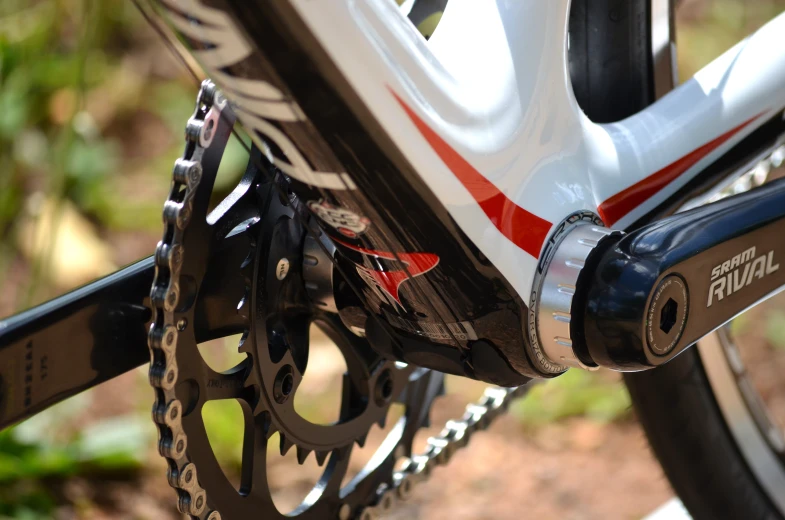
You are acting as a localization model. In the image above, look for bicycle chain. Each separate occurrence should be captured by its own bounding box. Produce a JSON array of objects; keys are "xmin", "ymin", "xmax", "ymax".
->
[
  {"xmin": 148, "ymin": 79, "xmax": 224, "ymax": 520},
  {"xmin": 353, "ymin": 384, "xmax": 531, "ymax": 520},
  {"xmin": 149, "ymin": 80, "xmax": 533, "ymax": 519}
]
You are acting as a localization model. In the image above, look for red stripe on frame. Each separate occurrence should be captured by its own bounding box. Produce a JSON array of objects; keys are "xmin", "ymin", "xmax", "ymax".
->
[
  {"xmin": 598, "ymin": 113, "xmax": 764, "ymax": 226},
  {"xmin": 390, "ymin": 89, "xmax": 552, "ymax": 259}
]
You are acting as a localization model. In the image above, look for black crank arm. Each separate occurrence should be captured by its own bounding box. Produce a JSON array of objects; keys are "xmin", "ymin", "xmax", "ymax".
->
[
  {"xmin": 573, "ymin": 176, "xmax": 785, "ymax": 370},
  {"xmin": 0, "ymin": 208, "xmax": 260, "ymax": 431},
  {"xmin": 0, "ymin": 258, "xmax": 154, "ymax": 430}
]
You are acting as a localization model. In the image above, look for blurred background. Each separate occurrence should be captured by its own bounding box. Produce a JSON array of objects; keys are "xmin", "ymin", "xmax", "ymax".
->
[{"xmin": 0, "ymin": 0, "xmax": 784, "ymax": 518}]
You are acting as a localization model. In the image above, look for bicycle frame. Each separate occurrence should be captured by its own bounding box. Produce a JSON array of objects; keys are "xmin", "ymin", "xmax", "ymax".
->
[
  {"xmin": 165, "ymin": 0, "xmax": 785, "ymax": 300},
  {"xmin": 155, "ymin": 0, "xmax": 785, "ymax": 376},
  {"xmin": 1, "ymin": 0, "xmax": 785, "ymax": 429}
]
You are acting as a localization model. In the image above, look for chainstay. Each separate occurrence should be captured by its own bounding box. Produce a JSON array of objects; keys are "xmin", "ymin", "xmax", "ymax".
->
[
  {"xmin": 148, "ymin": 80, "xmax": 783, "ymax": 519},
  {"xmin": 148, "ymin": 79, "xmax": 226, "ymax": 520}
]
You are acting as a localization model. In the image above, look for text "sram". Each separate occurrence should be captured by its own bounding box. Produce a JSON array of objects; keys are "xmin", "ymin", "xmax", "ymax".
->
[{"xmin": 707, "ymin": 246, "xmax": 779, "ymax": 307}]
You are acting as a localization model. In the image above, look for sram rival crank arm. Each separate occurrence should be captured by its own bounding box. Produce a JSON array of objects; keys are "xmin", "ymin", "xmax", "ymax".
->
[{"xmin": 533, "ymin": 177, "xmax": 785, "ymax": 373}]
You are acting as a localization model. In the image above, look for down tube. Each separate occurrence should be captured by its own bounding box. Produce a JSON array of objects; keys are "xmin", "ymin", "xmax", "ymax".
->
[{"xmin": 153, "ymin": 0, "xmax": 540, "ymax": 383}]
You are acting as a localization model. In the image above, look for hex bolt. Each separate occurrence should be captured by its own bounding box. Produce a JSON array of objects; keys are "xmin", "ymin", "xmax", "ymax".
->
[{"xmin": 646, "ymin": 275, "xmax": 689, "ymax": 356}]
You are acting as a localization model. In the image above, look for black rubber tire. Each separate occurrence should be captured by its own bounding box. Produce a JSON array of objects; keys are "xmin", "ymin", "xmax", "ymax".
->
[
  {"xmin": 569, "ymin": 0, "xmax": 654, "ymax": 123},
  {"xmin": 569, "ymin": 2, "xmax": 785, "ymax": 518}
]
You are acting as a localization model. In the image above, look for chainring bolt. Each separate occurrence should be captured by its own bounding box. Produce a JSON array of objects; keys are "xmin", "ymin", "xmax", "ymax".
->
[
  {"xmin": 276, "ymin": 258, "xmax": 290, "ymax": 280},
  {"xmin": 274, "ymin": 365, "xmax": 295, "ymax": 404}
]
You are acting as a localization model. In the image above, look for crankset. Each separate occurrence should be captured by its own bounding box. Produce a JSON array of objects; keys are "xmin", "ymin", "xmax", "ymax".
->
[
  {"xmin": 529, "ymin": 173, "xmax": 785, "ymax": 374},
  {"xmin": 147, "ymin": 80, "xmax": 449, "ymax": 519},
  {"xmin": 0, "ymin": 79, "xmax": 530, "ymax": 520}
]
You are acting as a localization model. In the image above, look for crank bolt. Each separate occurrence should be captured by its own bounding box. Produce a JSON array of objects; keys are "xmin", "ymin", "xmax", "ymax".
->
[
  {"xmin": 646, "ymin": 275, "xmax": 689, "ymax": 356},
  {"xmin": 274, "ymin": 365, "xmax": 295, "ymax": 404},
  {"xmin": 374, "ymin": 369, "xmax": 394, "ymax": 407}
]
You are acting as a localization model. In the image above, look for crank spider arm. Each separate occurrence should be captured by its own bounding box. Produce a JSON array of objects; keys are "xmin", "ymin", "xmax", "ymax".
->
[{"xmin": 562, "ymin": 177, "xmax": 785, "ymax": 371}]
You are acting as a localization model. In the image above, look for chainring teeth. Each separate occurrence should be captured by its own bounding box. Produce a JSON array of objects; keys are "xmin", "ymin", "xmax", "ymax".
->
[{"xmin": 147, "ymin": 79, "xmax": 524, "ymax": 519}]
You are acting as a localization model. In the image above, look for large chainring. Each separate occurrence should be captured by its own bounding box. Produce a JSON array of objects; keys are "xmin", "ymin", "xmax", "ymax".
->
[{"xmin": 147, "ymin": 81, "xmax": 445, "ymax": 519}]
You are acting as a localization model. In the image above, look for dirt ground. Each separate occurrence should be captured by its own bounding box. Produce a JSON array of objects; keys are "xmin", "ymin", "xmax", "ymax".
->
[{"xmin": 36, "ymin": 348, "xmax": 673, "ymax": 520}]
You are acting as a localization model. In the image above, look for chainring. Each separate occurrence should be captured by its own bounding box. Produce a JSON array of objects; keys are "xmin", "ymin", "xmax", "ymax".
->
[{"xmin": 147, "ymin": 81, "xmax": 444, "ymax": 519}]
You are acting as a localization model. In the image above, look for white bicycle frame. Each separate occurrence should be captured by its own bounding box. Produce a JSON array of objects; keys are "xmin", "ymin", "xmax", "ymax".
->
[{"xmin": 164, "ymin": 0, "xmax": 785, "ymax": 309}]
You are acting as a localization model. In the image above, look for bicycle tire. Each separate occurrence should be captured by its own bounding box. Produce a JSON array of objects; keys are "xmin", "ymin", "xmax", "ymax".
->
[{"xmin": 569, "ymin": 1, "xmax": 785, "ymax": 518}]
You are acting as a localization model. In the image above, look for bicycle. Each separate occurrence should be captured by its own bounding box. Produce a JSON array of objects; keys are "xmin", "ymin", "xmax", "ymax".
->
[{"xmin": 2, "ymin": 0, "xmax": 785, "ymax": 518}]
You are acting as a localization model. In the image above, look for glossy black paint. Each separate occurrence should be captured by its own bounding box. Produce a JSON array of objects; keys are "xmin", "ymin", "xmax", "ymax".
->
[
  {"xmin": 0, "ymin": 260, "xmax": 152, "ymax": 430},
  {"xmin": 0, "ymin": 137, "xmax": 263, "ymax": 432},
  {"xmin": 217, "ymin": 0, "xmax": 536, "ymax": 384},
  {"xmin": 0, "ymin": 224, "xmax": 264, "ymax": 432},
  {"xmin": 575, "ymin": 177, "xmax": 785, "ymax": 370}
]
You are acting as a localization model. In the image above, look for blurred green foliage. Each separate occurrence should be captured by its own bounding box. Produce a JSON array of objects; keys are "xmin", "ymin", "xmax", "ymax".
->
[
  {"xmin": 1, "ymin": 0, "xmax": 784, "ymax": 516},
  {"xmin": 513, "ymin": 370, "xmax": 632, "ymax": 427},
  {"xmin": 0, "ymin": 395, "xmax": 152, "ymax": 518},
  {"xmin": 0, "ymin": 1, "xmax": 196, "ymax": 515}
]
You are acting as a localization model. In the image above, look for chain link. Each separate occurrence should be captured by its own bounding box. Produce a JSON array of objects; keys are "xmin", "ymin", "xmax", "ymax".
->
[
  {"xmin": 149, "ymin": 80, "xmax": 535, "ymax": 520},
  {"xmin": 148, "ymin": 79, "xmax": 224, "ymax": 520},
  {"xmin": 353, "ymin": 384, "xmax": 532, "ymax": 520},
  {"xmin": 351, "ymin": 137, "xmax": 785, "ymax": 519},
  {"xmin": 150, "ymin": 79, "xmax": 785, "ymax": 519}
]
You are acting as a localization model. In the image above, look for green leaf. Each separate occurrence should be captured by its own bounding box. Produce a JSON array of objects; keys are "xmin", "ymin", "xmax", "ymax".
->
[
  {"xmin": 64, "ymin": 138, "xmax": 119, "ymax": 184},
  {"xmin": 0, "ymin": 71, "xmax": 30, "ymax": 140},
  {"xmin": 512, "ymin": 370, "xmax": 631, "ymax": 427}
]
